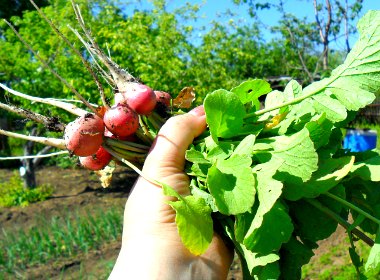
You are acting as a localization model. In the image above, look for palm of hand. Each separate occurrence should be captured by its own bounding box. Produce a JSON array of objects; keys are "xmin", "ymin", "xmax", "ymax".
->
[{"xmin": 109, "ymin": 111, "xmax": 233, "ymax": 279}]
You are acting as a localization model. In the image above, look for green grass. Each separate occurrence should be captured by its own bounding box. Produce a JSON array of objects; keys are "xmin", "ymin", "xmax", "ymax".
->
[
  {"xmin": 0, "ymin": 206, "xmax": 123, "ymax": 277},
  {"xmin": 302, "ymin": 233, "xmax": 377, "ymax": 279}
]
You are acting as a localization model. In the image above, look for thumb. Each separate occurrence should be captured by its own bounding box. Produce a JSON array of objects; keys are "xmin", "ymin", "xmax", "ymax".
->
[{"xmin": 142, "ymin": 106, "xmax": 206, "ymax": 194}]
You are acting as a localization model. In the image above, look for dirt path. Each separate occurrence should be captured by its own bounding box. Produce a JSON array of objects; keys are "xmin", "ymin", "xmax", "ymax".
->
[{"xmin": 0, "ymin": 166, "xmax": 134, "ymax": 231}]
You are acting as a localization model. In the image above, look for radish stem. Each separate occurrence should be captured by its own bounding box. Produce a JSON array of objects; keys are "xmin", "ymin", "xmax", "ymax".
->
[
  {"xmin": 105, "ymin": 137, "xmax": 150, "ymax": 153},
  {"xmin": 0, "ymin": 102, "xmax": 65, "ymax": 132},
  {"xmin": 325, "ymin": 192, "xmax": 380, "ymax": 226},
  {"xmin": 0, "ymin": 129, "xmax": 66, "ymax": 150},
  {"xmin": 0, "ymin": 83, "xmax": 88, "ymax": 116},
  {"xmin": 29, "ymin": 0, "xmax": 110, "ymax": 110},
  {"xmin": 306, "ymin": 198, "xmax": 374, "ymax": 247}
]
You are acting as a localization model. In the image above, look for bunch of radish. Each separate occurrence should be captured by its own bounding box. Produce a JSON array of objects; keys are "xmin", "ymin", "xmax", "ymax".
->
[
  {"xmin": 1, "ymin": 0, "xmax": 189, "ymax": 182},
  {"xmin": 64, "ymin": 83, "xmax": 172, "ymax": 171}
]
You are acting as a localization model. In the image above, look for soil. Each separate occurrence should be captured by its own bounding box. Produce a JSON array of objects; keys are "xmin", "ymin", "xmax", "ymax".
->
[
  {"xmin": 0, "ymin": 165, "xmax": 135, "ymax": 280},
  {"xmin": 0, "ymin": 166, "xmax": 346, "ymax": 280}
]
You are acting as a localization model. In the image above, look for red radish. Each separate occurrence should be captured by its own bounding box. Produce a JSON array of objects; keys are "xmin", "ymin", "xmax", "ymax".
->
[
  {"xmin": 154, "ymin": 91, "xmax": 172, "ymax": 107},
  {"xmin": 103, "ymin": 104, "xmax": 139, "ymax": 138},
  {"xmin": 79, "ymin": 146, "xmax": 112, "ymax": 171},
  {"xmin": 64, "ymin": 113, "xmax": 104, "ymax": 157},
  {"xmin": 117, "ymin": 82, "xmax": 156, "ymax": 115}
]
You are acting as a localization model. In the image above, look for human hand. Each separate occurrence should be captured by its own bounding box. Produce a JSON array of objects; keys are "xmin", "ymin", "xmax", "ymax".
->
[{"xmin": 109, "ymin": 106, "xmax": 233, "ymax": 280}]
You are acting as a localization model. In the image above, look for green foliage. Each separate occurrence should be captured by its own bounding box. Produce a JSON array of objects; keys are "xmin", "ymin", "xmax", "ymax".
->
[
  {"xmin": 0, "ymin": 171, "xmax": 53, "ymax": 207},
  {"xmin": 171, "ymin": 10, "xmax": 380, "ymax": 279},
  {"xmin": 208, "ymin": 154, "xmax": 256, "ymax": 215},
  {"xmin": 204, "ymin": 89, "xmax": 246, "ymax": 140},
  {"xmin": 0, "ymin": 0, "xmax": 335, "ymax": 120},
  {"xmin": 366, "ymin": 230, "xmax": 380, "ymax": 274},
  {"xmin": 234, "ymin": 0, "xmax": 363, "ymax": 81},
  {"xmin": 0, "ymin": 206, "xmax": 123, "ymax": 276}
]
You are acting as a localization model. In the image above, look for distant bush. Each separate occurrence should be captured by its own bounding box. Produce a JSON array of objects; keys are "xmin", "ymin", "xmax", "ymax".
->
[{"xmin": 0, "ymin": 172, "xmax": 53, "ymax": 207}]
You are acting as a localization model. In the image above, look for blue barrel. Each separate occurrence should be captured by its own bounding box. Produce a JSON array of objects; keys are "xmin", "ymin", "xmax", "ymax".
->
[{"xmin": 343, "ymin": 129, "xmax": 378, "ymax": 152}]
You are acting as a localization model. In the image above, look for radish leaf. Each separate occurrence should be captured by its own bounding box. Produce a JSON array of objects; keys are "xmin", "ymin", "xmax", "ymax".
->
[
  {"xmin": 231, "ymin": 79, "xmax": 271, "ymax": 109},
  {"xmin": 284, "ymin": 156, "xmax": 355, "ymax": 200},
  {"xmin": 204, "ymin": 89, "xmax": 246, "ymax": 141},
  {"xmin": 254, "ymin": 127, "xmax": 318, "ymax": 182},
  {"xmin": 365, "ymin": 228, "xmax": 380, "ymax": 273},
  {"xmin": 207, "ymin": 154, "xmax": 256, "ymax": 215},
  {"xmin": 163, "ymin": 185, "xmax": 213, "ymax": 256},
  {"xmin": 243, "ymin": 201, "xmax": 293, "ymax": 255}
]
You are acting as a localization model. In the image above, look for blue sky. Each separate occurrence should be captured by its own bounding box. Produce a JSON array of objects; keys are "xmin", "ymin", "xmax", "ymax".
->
[{"xmin": 122, "ymin": 0, "xmax": 380, "ymax": 50}]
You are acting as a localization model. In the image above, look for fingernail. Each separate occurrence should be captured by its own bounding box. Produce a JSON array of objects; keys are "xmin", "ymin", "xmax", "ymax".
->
[{"xmin": 189, "ymin": 105, "xmax": 205, "ymax": 117}]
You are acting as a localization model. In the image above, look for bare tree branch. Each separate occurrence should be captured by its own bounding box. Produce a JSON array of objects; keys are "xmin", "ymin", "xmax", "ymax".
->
[
  {"xmin": 325, "ymin": 0, "xmax": 332, "ymax": 42},
  {"xmin": 279, "ymin": 0, "xmax": 314, "ymax": 81},
  {"xmin": 313, "ymin": 0, "xmax": 331, "ymax": 69},
  {"xmin": 285, "ymin": 26, "xmax": 314, "ymax": 82},
  {"xmin": 33, "ymin": 145, "xmax": 54, "ymax": 166},
  {"xmin": 313, "ymin": 0, "xmax": 325, "ymax": 43},
  {"xmin": 344, "ymin": 0, "xmax": 351, "ymax": 53}
]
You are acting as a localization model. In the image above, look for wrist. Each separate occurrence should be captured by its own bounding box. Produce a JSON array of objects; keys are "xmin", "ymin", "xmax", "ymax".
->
[{"xmin": 109, "ymin": 238, "xmax": 226, "ymax": 280}]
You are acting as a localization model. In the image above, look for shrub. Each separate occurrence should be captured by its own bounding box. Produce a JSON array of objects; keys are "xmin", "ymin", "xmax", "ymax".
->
[{"xmin": 0, "ymin": 171, "xmax": 53, "ymax": 207}]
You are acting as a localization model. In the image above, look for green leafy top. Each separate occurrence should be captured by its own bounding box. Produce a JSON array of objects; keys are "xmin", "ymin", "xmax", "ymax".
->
[{"xmin": 166, "ymin": 10, "xmax": 380, "ymax": 279}]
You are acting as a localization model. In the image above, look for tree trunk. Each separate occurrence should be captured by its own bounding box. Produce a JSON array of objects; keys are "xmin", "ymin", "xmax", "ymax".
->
[
  {"xmin": 20, "ymin": 128, "xmax": 54, "ymax": 189},
  {"xmin": 0, "ymin": 116, "xmax": 10, "ymax": 154},
  {"xmin": 323, "ymin": 43, "xmax": 329, "ymax": 70},
  {"xmin": 20, "ymin": 127, "xmax": 37, "ymax": 189}
]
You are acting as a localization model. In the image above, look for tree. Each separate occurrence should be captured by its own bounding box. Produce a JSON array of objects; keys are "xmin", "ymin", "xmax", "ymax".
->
[
  {"xmin": 233, "ymin": 0, "xmax": 363, "ymax": 82},
  {"xmin": 0, "ymin": 0, "xmax": 51, "ymax": 164}
]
